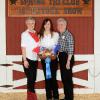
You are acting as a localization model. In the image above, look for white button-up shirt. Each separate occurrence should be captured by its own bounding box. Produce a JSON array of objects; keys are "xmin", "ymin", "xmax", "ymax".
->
[{"xmin": 21, "ymin": 29, "xmax": 39, "ymax": 61}]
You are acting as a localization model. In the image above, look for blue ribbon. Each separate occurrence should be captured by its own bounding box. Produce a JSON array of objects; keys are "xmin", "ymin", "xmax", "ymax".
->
[
  {"xmin": 53, "ymin": 44, "xmax": 61, "ymax": 55},
  {"xmin": 45, "ymin": 57, "xmax": 52, "ymax": 79}
]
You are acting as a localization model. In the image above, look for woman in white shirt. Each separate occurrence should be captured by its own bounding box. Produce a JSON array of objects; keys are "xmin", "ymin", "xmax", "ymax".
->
[
  {"xmin": 21, "ymin": 17, "xmax": 39, "ymax": 100},
  {"xmin": 39, "ymin": 19, "xmax": 59, "ymax": 100}
]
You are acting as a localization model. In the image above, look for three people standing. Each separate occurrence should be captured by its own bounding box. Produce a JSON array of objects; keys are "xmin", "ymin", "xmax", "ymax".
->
[{"xmin": 21, "ymin": 17, "xmax": 74, "ymax": 100}]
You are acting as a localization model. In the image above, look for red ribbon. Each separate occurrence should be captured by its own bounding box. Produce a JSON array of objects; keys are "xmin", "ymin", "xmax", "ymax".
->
[
  {"xmin": 32, "ymin": 46, "xmax": 40, "ymax": 54},
  {"xmin": 29, "ymin": 32, "xmax": 39, "ymax": 42},
  {"xmin": 29, "ymin": 32, "xmax": 40, "ymax": 53}
]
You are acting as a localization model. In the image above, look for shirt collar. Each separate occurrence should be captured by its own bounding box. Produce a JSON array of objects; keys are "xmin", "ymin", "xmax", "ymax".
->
[
  {"xmin": 60, "ymin": 30, "xmax": 68, "ymax": 36},
  {"xmin": 26, "ymin": 29, "xmax": 36, "ymax": 33}
]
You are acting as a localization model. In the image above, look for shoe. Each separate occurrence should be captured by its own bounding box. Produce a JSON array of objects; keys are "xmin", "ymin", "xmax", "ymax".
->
[
  {"xmin": 27, "ymin": 91, "xmax": 37, "ymax": 100},
  {"xmin": 47, "ymin": 98, "xmax": 52, "ymax": 100},
  {"xmin": 54, "ymin": 99, "xmax": 59, "ymax": 100}
]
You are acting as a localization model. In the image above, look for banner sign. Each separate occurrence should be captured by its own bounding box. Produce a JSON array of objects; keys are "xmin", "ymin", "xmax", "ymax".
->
[{"xmin": 8, "ymin": 0, "xmax": 93, "ymax": 17}]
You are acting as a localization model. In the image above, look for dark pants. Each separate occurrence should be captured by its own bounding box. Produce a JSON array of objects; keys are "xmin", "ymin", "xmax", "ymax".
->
[
  {"xmin": 23, "ymin": 58, "xmax": 38, "ymax": 93},
  {"xmin": 41, "ymin": 58, "xmax": 59, "ymax": 100},
  {"xmin": 58, "ymin": 52, "xmax": 74, "ymax": 100}
]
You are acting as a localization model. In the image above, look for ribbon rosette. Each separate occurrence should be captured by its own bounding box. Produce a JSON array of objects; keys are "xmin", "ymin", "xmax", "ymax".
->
[
  {"xmin": 45, "ymin": 57, "xmax": 52, "ymax": 79},
  {"xmin": 39, "ymin": 47, "xmax": 52, "ymax": 79},
  {"xmin": 52, "ymin": 44, "xmax": 61, "ymax": 55}
]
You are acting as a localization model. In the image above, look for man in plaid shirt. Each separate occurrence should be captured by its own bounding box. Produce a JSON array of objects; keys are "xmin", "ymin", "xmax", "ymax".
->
[{"xmin": 57, "ymin": 18, "xmax": 74, "ymax": 100}]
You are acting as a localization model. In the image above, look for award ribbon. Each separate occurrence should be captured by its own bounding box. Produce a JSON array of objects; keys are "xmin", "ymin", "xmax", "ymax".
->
[{"xmin": 45, "ymin": 57, "xmax": 52, "ymax": 79}]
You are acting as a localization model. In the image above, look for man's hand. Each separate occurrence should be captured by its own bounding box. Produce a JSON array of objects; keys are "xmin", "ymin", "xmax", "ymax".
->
[
  {"xmin": 66, "ymin": 60, "xmax": 70, "ymax": 70},
  {"xmin": 24, "ymin": 60, "xmax": 29, "ymax": 68}
]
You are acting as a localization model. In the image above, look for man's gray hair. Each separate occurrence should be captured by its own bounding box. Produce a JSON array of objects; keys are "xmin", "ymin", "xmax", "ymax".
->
[
  {"xmin": 57, "ymin": 18, "xmax": 67, "ymax": 25},
  {"xmin": 25, "ymin": 17, "xmax": 35, "ymax": 23}
]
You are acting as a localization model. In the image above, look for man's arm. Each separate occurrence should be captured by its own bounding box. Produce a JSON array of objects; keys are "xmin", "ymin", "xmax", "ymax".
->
[
  {"xmin": 66, "ymin": 32, "xmax": 74, "ymax": 69},
  {"xmin": 67, "ymin": 54, "xmax": 73, "ymax": 61}
]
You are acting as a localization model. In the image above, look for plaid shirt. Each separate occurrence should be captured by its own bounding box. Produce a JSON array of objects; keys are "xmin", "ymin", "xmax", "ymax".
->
[{"xmin": 58, "ymin": 30, "xmax": 74, "ymax": 55}]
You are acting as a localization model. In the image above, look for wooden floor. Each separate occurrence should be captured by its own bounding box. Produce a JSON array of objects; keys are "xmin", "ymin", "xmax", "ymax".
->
[{"xmin": 0, "ymin": 93, "xmax": 100, "ymax": 100}]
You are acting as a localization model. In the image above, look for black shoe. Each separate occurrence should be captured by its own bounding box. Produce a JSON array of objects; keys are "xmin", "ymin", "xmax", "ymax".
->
[
  {"xmin": 53, "ymin": 99, "xmax": 59, "ymax": 100},
  {"xmin": 47, "ymin": 98, "xmax": 52, "ymax": 100}
]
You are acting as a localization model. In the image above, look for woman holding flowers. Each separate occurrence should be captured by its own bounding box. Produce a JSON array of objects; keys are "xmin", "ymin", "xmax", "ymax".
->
[{"xmin": 39, "ymin": 18, "xmax": 59, "ymax": 100}]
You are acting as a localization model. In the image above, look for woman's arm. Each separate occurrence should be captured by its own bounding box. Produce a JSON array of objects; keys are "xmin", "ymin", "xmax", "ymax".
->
[{"xmin": 21, "ymin": 47, "xmax": 29, "ymax": 68}]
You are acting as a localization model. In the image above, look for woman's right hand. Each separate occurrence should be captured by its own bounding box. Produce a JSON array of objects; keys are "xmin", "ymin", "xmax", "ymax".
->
[{"xmin": 24, "ymin": 60, "xmax": 29, "ymax": 68}]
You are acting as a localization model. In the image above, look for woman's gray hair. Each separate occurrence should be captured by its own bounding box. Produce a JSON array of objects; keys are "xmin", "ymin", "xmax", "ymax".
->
[{"xmin": 57, "ymin": 18, "xmax": 67, "ymax": 25}]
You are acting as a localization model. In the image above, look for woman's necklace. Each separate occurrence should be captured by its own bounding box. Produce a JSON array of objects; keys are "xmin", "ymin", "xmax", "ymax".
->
[{"xmin": 44, "ymin": 31, "xmax": 51, "ymax": 36}]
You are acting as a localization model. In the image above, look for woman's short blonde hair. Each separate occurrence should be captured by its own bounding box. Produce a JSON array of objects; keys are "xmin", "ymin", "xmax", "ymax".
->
[{"xmin": 25, "ymin": 17, "xmax": 35, "ymax": 23}]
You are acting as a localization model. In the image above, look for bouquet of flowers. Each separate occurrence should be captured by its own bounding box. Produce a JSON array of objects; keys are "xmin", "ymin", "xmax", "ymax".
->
[
  {"xmin": 38, "ymin": 45, "xmax": 60, "ymax": 79},
  {"xmin": 38, "ymin": 45, "xmax": 60, "ymax": 60}
]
